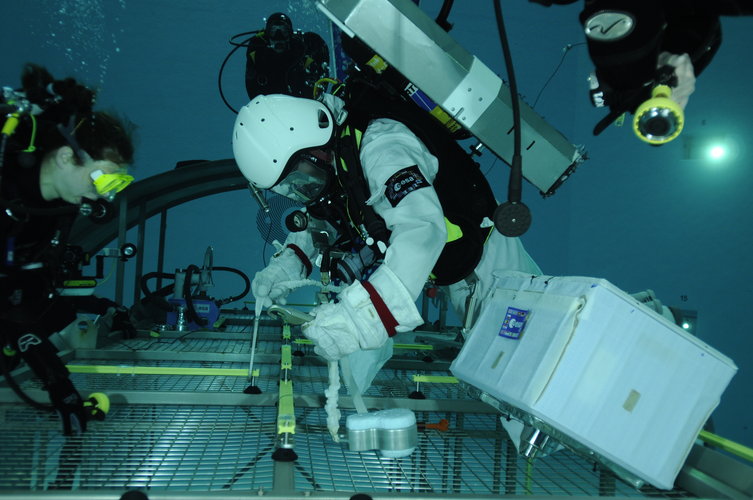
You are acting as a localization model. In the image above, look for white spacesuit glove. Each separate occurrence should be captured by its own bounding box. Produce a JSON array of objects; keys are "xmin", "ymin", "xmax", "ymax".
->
[
  {"xmin": 252, "ymin": 244, "xmax": 312, "ymax": 309},
  {"xmin": 302, "ymin": 265, "xmax": 423, "ymax": 361},
  {"xmin": 657, "ymin": 52, "xmax": 696, "ymax": 110}
]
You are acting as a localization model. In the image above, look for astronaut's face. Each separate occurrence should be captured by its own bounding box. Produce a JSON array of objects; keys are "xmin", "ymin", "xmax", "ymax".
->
[{"xmin": 271, "ymin": 149, "xmax": 333, "ymax": 205}]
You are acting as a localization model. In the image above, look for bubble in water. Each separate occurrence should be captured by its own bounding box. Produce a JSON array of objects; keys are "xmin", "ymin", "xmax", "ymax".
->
[{"xmin": 41, "ymin": 0, "xmax": 127, "ymax": 88}]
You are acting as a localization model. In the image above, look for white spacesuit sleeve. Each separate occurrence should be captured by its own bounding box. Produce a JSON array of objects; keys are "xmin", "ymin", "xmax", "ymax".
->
[
  {"xmin": 251, "ymin": 230, "xmax": 317, "ymax": 308},
  {"xmin": 302, "ymin": 118, "xmax": 446, "ymax": 359},
  {"xmin": 359, "ymin": 118, "xmax": 447, "ymax": 301}
]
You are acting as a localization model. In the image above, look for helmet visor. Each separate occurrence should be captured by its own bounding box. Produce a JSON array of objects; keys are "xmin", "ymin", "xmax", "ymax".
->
[{"xmin": 270, "ymin": 153, "xmax": 329, "ymax": 205}]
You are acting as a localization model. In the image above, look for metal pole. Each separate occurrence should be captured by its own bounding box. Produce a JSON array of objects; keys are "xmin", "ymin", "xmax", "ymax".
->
[
  {"xmin": 114, "ymin": 192, "xmax": 128, "ymax": 305},
  {"xmin": 133, "ymin": 202, "xmax": 146, "ymax": 306},
  {"xmin": 157, "ymin": 209, "xmax": 168, "ymax": 290}
]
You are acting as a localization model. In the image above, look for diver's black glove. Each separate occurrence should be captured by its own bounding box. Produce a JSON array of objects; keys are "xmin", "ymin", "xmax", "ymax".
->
[{"xmin": 48, "ymin": 379, "xmax": 87, "ymax": 436}]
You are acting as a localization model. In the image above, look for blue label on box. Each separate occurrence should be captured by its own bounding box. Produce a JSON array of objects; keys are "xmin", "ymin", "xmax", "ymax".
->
[{"xmin": 499, "ymin": 307, "xmax": 529, "ymax": 339}]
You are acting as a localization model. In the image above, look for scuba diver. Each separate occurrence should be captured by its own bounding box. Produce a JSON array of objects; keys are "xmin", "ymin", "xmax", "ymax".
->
[
  {"xmin": 243, "ymin": 12, "xmax": 330, "ymax": 100},
  {"xmin": 232, "ymin": 75, "xmax": 540, "ymax": 365},
  {"xmin": 532, "ymin": 0, "xmax": 753, "ymax": 144},
  {"xmin": 1, "ymin": 63, "xmax": 135, "ymax": 435}
]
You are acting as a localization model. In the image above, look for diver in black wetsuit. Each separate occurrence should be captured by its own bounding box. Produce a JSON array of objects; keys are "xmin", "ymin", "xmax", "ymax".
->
[
  {"xmin": 531, "ymin": 0, "xmax": 753, "ymax": 142},
  {"xmin": 244, "ymin": 12, "xmax": 330, "ymax": 100},
  {"xmin": 1, "ymin": 64, "xmax": 135, "ymax": 435}
]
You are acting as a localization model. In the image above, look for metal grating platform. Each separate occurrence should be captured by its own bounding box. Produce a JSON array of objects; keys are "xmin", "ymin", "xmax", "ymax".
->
[
  {"xmin": 0, "ymin": 317, "xmax": 724, "ymax": 498},
  {"xmin": 0, "ymin": 403, "xmax": 689, "ymax": 497},
  {"xmin": 0, "ymin": 405, "xmax": 276, "ymax": 491}
]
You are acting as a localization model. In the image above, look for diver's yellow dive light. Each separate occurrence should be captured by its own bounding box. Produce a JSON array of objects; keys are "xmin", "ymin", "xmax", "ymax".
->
[{"xmin": 632, "ymin": 85, "xmax": 684, "ymax": 145}]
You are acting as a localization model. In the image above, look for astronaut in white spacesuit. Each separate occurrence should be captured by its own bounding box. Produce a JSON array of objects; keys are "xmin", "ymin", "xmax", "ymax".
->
[{"xmin": 232, "ymin": 91, "xmax": 541, "ymax": 364}]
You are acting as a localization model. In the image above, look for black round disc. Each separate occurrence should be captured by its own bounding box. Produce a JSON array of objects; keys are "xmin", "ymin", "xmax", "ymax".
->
[{"xmin": 493, "ymin": 202, "xmax": 532, "ymax": 237}]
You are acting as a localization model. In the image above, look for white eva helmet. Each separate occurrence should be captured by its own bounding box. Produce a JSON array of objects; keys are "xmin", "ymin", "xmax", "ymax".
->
[{"xmin": 232, "ymin": 94, "xmax": 335, "ymax": 190}]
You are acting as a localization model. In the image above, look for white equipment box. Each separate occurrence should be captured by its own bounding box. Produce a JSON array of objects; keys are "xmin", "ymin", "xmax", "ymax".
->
[{"xmin": 450, "ymin": 271, "xmax": 737, "ymax": 490}]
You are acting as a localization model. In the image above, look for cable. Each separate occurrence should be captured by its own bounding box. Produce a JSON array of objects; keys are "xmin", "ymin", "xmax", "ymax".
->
[
  {"xmin": 261, "ymin": 190, "xmax": 274, "ymax": 267},
  {"xmin": 532, "ymin": 42, "xmax": 586, "ymax": 108},
  {"xmin": 183, "ymin": 264, "xmax": 207, "ymax": 326},
  {"xmin": 494, "ymin": 0, "xmax": 521, "ymax": 203},
  {"xmin": 212, "ymin": 266, "xmax": 251, "ymax": 305},
  {"xmin": 217, "ymin": 31, "xmax": 261, "ymax": 115},
  {"xmin": 435, "ymin": 0, "xmax": 456, "ymax": 31},
  {"xmin": 95, "ymin": 256, "xmax": 118, "ymax": 286},
  {"xmin": 491, "ymin": 0, "xmax": 532, "ymax": 237},
  {"xmin": 140, "ymin": 271, "xmax": 176, "ymax": 298}
]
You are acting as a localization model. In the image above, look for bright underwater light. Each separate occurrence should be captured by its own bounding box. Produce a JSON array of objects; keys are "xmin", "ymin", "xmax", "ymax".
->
[
  {"xmin": 683, "ymin": 134, "xmax": 737, "ymax": 162},
  {"xmin": 707, "ymin": 144, "xmax": 727, "ymax": 160}
]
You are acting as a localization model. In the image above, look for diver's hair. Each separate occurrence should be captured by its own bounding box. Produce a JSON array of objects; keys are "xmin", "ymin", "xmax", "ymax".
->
[
  {"xmin": 20, "ymin": 63, "xmax": 136, "ymax": 166},
  {"xmin": 70, "ymin": 111, "xmax": 136, "ymax": 166}
]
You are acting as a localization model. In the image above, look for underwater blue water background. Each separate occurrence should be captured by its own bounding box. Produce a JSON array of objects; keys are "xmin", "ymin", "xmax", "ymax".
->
[{"xmin": 1, "ymin": 1, "xmax": 751, "ymax": 448}]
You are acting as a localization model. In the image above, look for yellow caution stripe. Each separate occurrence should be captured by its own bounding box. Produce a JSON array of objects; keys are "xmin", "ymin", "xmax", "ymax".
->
[
  {"xmin": 412, "ymin": 375, "xmax": 458, "ymax": 384},
  {"xmin": 277, "ymin": 379, "xmax": 296, "ymax": 435},
  {"xmin": 280, "ymin": 345, "xmax": 292, "ymax": 370},
  {"xmin": 67, "ymin": 364, "xmax": 259, "ymax": 377}
]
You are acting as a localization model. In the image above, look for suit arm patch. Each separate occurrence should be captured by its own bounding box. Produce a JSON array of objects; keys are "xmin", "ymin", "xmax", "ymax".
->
[{"xmin": 384, "ymin": 165, "xmax": 429, "ymax": 208}]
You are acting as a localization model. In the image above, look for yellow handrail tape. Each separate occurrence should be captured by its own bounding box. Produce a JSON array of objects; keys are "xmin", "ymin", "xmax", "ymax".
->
[
  {"xmin": 67, "ymin": 365, "xmax": 259, "ymax": 377},
  {"xmin": 281, "ymin": 345, "xmax": 292, "ymax": 370},
  {"xmin": 699, "ymin": 430, "xmax": 753, "ymax": 463},
  {"xmin": 395, "ymin": 343, "xmax": 434, "ymax": 351},
  {"xmin": 412, "ymin": 375, "xmax": 458, "ymax": 384},
  {"xmin": 277, "ymin": 379, "xmax": 296, "ymax": 435}
]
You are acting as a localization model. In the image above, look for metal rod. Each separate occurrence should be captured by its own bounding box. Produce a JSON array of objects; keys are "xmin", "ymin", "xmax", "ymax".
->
[
  {"xmin": 133, "ymin": 201, "xmax": 146, "ymax": 306},
  {"xmin": 157, "ymin": 208, "xmax": 167, "ymax": 290},
  {"xmin": 114, "ymin": 192, "xmax": 128, "ymax": 305}
]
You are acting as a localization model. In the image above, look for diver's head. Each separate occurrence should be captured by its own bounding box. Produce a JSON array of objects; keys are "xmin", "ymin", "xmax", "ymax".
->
[
  {"xmin": 36, "ymin": 111, "xmax": 135, "ymax": 204},
  {"xmin": 232, "ymin": 94, "xmax": 335, "ymax": 205},
  {"xmin": 39, "ymin": 145, "xmax": 132, "ymax": 205},
  {"xmin": 265, "ymin": 12, "xmax": 293, "ymax": 53}
]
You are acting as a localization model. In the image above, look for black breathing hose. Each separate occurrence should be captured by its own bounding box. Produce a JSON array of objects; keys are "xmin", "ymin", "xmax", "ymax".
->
[
  {"xmin": 212, "ymin": 266, "xmax": 251, "ymax": 305},
  {"xmin": 140, "ymin": 272, "xmax": 176, "ymax": 298},
  {"xmin": 492, "ymin": 0, "xmax": 532, "ymax": 237},
  {"xmin": 183, "ymin": 265, "xmax": 207, "ymax": 326},
  {"xmin": 218, "ymin": 30, "xmax": 262, "ymax": 114},
  {"xmin": 494, "ymin": 0, "xmax": 522, "ymax": 204}
]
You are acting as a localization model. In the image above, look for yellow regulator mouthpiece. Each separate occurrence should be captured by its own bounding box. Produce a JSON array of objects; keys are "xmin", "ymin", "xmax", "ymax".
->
[
  {"xmin": 90, "ymin": 169, "xmax": 134, "ymax": 199},
  {"xmin": 633, "ymin": 85, "xmax": 684, "ymax": 145}
]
